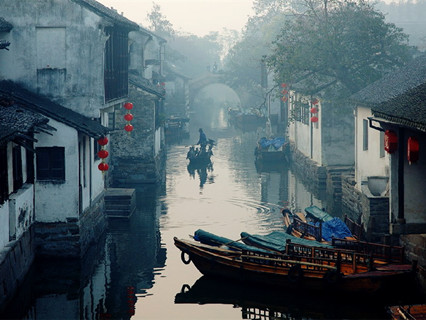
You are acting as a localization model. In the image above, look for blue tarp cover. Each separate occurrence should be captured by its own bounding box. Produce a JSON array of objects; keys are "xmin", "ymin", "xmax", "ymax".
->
[
  {"xmin": 240, "ymin": 231, "xmax": 332, "ymax": 252},
  {"xmin": 305, "ymin": 205, "xmax": 333, "ymax": 222},
  {"xmin": 258, "ymin": 137, "xmax": 286, "ymax": 150},
  {"xmin": 193, "ymin": 229, "xmax": 268, "ymax": 253},
  {"xmin": 317, "ymin": 217, "xmax": 353, "ymax": 241}
]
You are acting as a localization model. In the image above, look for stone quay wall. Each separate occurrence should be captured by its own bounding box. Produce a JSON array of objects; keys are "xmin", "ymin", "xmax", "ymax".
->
[
  {"xmin": 34, "ymin": 192, "xmax": 106, "ymax": 258},
  {"xmin": 0, "ymin": 227, "xmax": 35, "ymax": 312}
]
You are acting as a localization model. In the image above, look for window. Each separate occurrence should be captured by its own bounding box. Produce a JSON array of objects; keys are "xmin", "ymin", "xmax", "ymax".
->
[
  {"xmin": 0, "ymin": 145, "xmax": 8, "ymax": 203},
  {"xmin": 363, "ymin": 119, "xmax": 368, "ymax": 151},
  {"xmin": 26, "ymin": 147, "xmax": 34, "ymax": 184},
  {"xmin": 13, "ymin": 146, "xmax": 23, "ymax": 191},
  {"xmin": 36, "ymin": 147, "xmax": 65, "ymax": 181}
]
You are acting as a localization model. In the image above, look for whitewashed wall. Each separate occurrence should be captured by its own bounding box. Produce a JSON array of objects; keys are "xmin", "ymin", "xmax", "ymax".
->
[
  {"xmin": 9, "ymin": 184, "xmax": 34, "ymax": 240},
  {"xmin": 0, "ymin": 202, "xmax": 9, "ymax": 248},
  {"xmin": 0, "ymin": 0, "xmax": 106, "ymax": 117},
  {"xmin": 355, "ymin": 106, "xmax": 389, "ymax": 190},
  {"xmin": 287, "ymin": 92, "xmax": 323, "ymax": 165},
  {"xmin": 34, "ymin": 119, "xmax": 79, "ymax": 222}
]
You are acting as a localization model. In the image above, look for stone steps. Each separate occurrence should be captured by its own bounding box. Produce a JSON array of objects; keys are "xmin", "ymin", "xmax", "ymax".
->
[{"xmin": 104, "ymin": 188, "xmax": 136, "ymax": 218}]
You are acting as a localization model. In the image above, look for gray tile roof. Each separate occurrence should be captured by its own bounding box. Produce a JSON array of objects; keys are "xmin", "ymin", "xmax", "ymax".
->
[
  {"xmin": 0, "ymin": 80, "xmax": 108, "ymax": 138},
  {"xmin": 352, "ymin": 54, "xmax": 426, "ymax": 131},
  {"xmin": 352, "ymin": 54, "xmax": 426, "ymax": 105},
  {"xmin": 129, "ymin": 73, "xmax": 165, "ymax": 97},
  {"xmin": 0, "ymin": 105, "xmax": 49, "ymax": 144},
  {"xmin": 72, "ymin": 0, "xmax": 139, "ymax": 30},
  {"xmin": 0, "ymin": 17, "xmax": 13, "ymax": 32}
]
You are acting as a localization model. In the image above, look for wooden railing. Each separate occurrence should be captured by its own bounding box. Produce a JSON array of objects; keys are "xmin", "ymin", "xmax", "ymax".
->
[
  {"xmin": 292, "ymin": 217, "xmax": 323, "ymax": 241},
  {"xmin": 344, "ymin": 215, "xmax": 364, "ymax": 240},
  {"xmin": 331, "ymin": 238, "xmax": 405, "ymax": 264}
]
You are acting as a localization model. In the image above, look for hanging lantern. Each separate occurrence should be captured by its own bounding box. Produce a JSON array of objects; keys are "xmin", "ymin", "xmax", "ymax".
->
[
  {"xmin": 124, "ymin": 102, "xmax": 133, "ymax": 110},
  {"xmin": 124, "ymin": 124, "xmax": 134, "ymax": 132},
  {"xmin": 384, "ymin": 130, "xmax": 398, "ymax": 153},
  {"xmin": 311, "ymin": 116, "xmax": 318, "ymax": 123},
  {"xmin": 280, "ymin": 83, "xmax": 287, "ymax": 88},
  {"xmin": 124, "ymin": 113, "xmax": 134, "ymax": 121},
  {"xmin": 407, "ymin": 136, "xmax": 419, "ymax": 164},
  {"xmin": 97, "ymin": 136, "xmax": 108, "ymax": 146},
  {"xmin": 281, "ymin": 89, "xmax": 288, "ymax": 95},
  {"xmin": 311, "ymin": 98, "xmax": 319, "ymax": 105},
  {"xmin": 281, "ymin": 96, "xmax": 288, "ymax": 102},
  {"xmin": 97, "ymin": 149, "xmax": 109, "ymax": 159},
  {"xmin": 310, "ymin": 107, "xmax": 318, "ymax": 114},
  {"xmin": 98, "ymin": 162, "xmax": 109, "ymax": 172}
]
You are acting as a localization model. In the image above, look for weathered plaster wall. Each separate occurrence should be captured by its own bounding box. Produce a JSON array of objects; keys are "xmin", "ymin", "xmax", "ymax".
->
[
  {"xmin": 34, "ymin": 119, "xmax": 79, "ymax": 222},
  {"xmin": 9, "ymin": 184, "xmax": 34, "ymax": 240},
  {"xmin": 110, "ymin": 85, "xmax": 162, "ymax": 185},
  {"xmin": 355, "ymin": 106, "xmax": 389, "ymax": 189},
  {"xmin": 0, "ymin": 0, "xmax": 106, "ymax": 117}
]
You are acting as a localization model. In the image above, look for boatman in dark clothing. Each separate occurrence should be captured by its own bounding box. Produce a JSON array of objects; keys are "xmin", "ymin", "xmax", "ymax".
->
[{"xmin": 197, "ymin": 128, "xmax": 207, "ymax": 151}]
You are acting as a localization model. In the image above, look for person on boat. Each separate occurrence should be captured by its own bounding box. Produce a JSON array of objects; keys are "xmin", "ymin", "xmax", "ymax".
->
[
  {"xmin": 197, "ymin": 128, "xmax": 208, "ymax": 151},
  {"xmin": 186, "ymin": 146, "xmax": 195, "ymax": 160}
]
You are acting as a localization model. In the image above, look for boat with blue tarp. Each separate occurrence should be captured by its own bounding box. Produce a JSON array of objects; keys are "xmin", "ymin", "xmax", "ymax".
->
[{"xmin": 254, "ymin": 137, "xmax": 289, "ymax": 163}]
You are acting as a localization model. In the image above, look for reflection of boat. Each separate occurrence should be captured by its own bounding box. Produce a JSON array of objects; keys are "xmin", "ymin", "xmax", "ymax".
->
[
  {"xmin": 187, "ymin": 162, "xmax": 214, "ymax": 188},
  {"xmin": 254, "ymin": 137, "xmax": 289, "ymax": 163},
  {"xmin": 175, "ymin": 276, "xmax": 408, "ymax": 320},
  {"xmin": 174, "ymin": 235, "xmax": 416, "ymax": 295}
]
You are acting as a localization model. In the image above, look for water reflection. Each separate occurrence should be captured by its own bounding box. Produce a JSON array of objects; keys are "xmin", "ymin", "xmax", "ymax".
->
[
  {"xmin": 187, "ymin": 161, "xmax": 214, "ymax": 189},
  {"xmin": 174, "ymin": 276, "xmax": 399, "ymax": 320}
]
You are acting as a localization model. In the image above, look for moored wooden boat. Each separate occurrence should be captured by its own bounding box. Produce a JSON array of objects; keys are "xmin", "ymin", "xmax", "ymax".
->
[
  {"xmin": 174, "ymin": 236, "xmax": 416, "ymax": 295},
  {"xmin": 388, "ymin": 304, "xmax": 426, "ymax": 320}
]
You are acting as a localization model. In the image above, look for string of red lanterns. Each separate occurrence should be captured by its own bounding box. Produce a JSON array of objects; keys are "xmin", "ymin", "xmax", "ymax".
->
[
  {"xmin": 124, "ymin": 102, "xmax": 134, "ymax": 133},
  {"xmin": 97, "ymin": 136, "xmax": 109, "ymax": 173},
  {"xmin": 280, "ymin": 83, "xmax": 288, "ymax": 102},
  {"xmin": 310, "ymin": 98, "xmax": 319, "ymax": 123}
]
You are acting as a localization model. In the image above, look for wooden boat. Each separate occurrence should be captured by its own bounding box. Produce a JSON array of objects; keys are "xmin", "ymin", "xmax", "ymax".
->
[
  {"xmin": 174, "ymin": 236, "xmax": 416, "ymax": 294},
  {"xmin": 254, "ymin": 137, "xmax": 289, "ymax": 163},
  {"xmin": 283, "ymin": 206, "xmax": 360, "ymax": 242},
  {"xmin": 282, "ymin": 207, "xmax": 406, "ymax": 264},
  {"xmin": 186, "ymin": 140, "xmax": 214, "ymax": 166},
  {"xmin": 388, "ymin": 304, "xmax": 426, "ymax": 320}
]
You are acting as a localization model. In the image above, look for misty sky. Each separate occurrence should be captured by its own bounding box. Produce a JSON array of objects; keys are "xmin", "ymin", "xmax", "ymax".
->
[{"xmin": 98, "ymin": 0, "xmax": 254, "ymax": 36}]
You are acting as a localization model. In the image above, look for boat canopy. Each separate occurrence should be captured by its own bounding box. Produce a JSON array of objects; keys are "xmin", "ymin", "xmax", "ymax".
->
[{"xmin": 258, "ymin": 137, "xmax": 286, "ymax": 150}]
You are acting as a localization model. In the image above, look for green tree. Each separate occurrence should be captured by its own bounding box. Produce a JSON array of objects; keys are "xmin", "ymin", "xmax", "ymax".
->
[
  {"xmin": 267, "ymin": 0, "xmax": 413, "ymax": 98},
  {"xmin": 146, "ymin": 2, "xmax": 175, "ymax": 39}
]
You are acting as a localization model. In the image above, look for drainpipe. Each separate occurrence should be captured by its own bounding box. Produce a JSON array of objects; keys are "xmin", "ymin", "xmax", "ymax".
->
[{"xmin": 397, "ymin": 127, "xmax": 405, "ymax": 224}]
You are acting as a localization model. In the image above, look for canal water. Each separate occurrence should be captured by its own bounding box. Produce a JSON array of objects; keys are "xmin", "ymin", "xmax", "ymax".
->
[{"xmin": 1, "ymin": 105, "xmax": 422, "ymax": 319}]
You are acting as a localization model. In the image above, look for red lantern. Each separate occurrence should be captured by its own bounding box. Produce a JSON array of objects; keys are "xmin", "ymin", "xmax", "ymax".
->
[
  {"xmin": 280, "ymin": 83, "xmax": 287, "ymax": 88},
  {"xmin": 384, "ymin": 130, "xmax": 398, "ymax": 153},
  {"xmin": 124, "ymin": 124, "xmax": 134, "ymax": 132},
  {"xmin": 124, "ymin": 113, "xmax": 134, "ymax": 121},
  {"xmin": 97, "ymin": 136, "xmax": 108, "ymax": 146},
  {"xmin": 310, "ymin": 107, "xmax": 318, "ymax": 114},
  {"xmin": 281, "ymin": 96, "xmax": 288, "ymax": 102},
  {"xmin": 407, "ymin": 136, "xmax": 419, "ymax": 164},
  {"xmin": 97, "ymin": 149, "xmax": 109, "ymax": 159},
  {"xmin": 124, "ymin": 102, "xmax": 133, "ymax": 110},
  {"xmin": 98, "ymin": 162, "xmax": 109, "ymax": 171},
  {"xmin": 312, "ymin": 98, "xmax": 319, "ymax": 105},
  {"xmin": 311, "ymin": 116, "xmax": 318, "ymax": 123},
  {"xmin": 281, "ymin": 89, "xmax": 288, "ymax": 95}
]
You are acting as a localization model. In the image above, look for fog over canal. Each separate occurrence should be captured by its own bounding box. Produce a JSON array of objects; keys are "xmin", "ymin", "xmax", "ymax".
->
[{"xmin": 3, "ymin": 90, "xmax": 420, "ymax": 319}]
